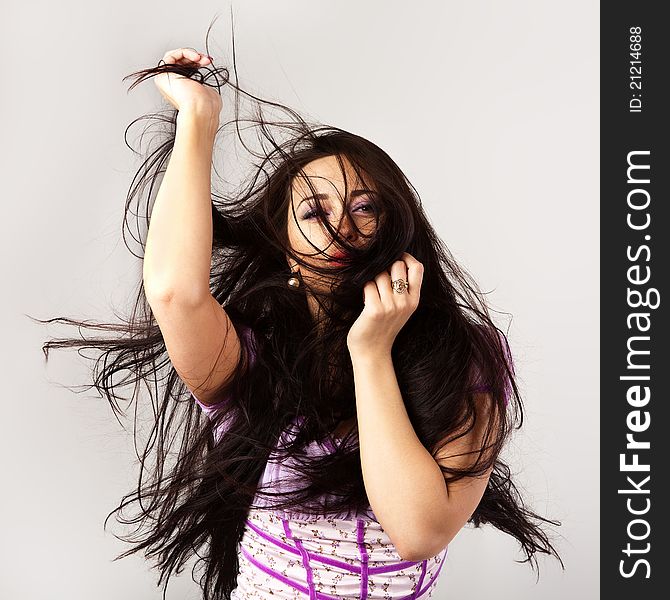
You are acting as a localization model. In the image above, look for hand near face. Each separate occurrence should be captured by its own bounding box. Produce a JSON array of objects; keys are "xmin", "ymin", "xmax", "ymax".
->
[{"xmin": 346, "ymin": 252, "xmax": 424, "ymax": 356}]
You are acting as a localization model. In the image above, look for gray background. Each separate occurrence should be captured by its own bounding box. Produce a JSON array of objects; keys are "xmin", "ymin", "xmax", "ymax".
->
[{"xmin": 1, "ymin": 1, "xmax": 598, "ymax": 598}]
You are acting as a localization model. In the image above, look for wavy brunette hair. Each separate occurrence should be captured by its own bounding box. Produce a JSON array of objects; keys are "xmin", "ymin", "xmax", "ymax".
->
[{"xmin": 34, "ymin": 19, "xmax": 564, "ymax": 600}]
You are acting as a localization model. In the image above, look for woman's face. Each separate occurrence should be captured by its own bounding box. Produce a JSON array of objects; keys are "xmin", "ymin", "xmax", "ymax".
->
[{"xmin": 286, "ymin": 154, "xmax": 379, "ymax": 289}]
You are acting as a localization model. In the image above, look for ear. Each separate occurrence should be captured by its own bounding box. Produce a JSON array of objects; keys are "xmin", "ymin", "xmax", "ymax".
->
[{"xmin": 289, "ymin": 262, "xmax": 302, "ymax": 278}]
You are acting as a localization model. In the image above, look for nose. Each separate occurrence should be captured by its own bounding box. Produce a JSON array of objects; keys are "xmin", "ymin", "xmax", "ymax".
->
[{"xmin": 334, "ymin": 211, "xmax": 358, "ymax": 243}]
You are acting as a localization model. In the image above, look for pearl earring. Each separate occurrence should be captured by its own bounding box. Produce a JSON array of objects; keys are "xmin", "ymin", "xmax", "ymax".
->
[{"xmin": 287, "ymin": 269, "xmax": 301, "ymax": 289}]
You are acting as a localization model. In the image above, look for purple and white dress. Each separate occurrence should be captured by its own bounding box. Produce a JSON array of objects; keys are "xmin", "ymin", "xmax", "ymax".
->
[{"xmin": 192, "ymin": 324, "xmax": 512, "ymax": 599}]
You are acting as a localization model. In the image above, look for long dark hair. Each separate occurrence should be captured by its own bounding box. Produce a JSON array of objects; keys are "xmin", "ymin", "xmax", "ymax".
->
[{"xmin": 33, "ymin": 17, "xmax": 564, "ymax": 600}]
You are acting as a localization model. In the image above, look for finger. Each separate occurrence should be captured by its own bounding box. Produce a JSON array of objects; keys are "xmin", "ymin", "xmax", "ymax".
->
[
  {"xmin": 399, "ymin": 251, "xmax": 420, "ymax": 267},
  {"xmin": 162, "ymin": 47, "xmax": 208, "ymax": 65},
  {"xmin": 403, "ymin": 255, "xmax": 423, "ymax": 301},
  {"xmin": 374, "ymin": 267, "xmax": 396, "ymax": 308},
  {"xmin": 379, "ymin": 259, "xmax": 414, "ymax": 307},
  {"xmin": 392, "ymin": 259, "xmax": 413, "ymax": 302},
  {"xmin": 162, "ymin": 48, "xmax": 188, "ymax": 65},
  {"xmin": 362, "ymin": 280, "xmax": 381, "ymax": 307},
  {"xmin": 184, "ymin": 48, "xmax": 212, "ymax": 64}
]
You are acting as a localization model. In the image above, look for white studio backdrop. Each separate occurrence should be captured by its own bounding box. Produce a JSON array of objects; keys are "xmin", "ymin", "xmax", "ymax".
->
[{"xmin": 0, "ymin": 1, "xmax": 598, "ymax": 598}]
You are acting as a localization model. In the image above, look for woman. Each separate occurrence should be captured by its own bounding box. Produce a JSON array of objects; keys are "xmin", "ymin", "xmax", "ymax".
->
[{"xmin": 39, "ymin": 35, "xmax": 563, "ymax": 599}]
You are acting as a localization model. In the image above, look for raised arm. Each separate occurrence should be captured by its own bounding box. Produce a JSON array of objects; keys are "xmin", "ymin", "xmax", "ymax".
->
[
  {"xmin": 142, "ymin": 50, "xmax": 240, "ymax": 406},
  {"xmin": 143, "ymin": 107, "xmax": 219, "ymax": 304}
]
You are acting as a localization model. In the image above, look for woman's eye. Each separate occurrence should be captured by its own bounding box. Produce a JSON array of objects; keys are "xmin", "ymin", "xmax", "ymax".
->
[
  {"xmin": 354, "ymin": 202, "xmax": 375, "ymax": 214},
  {"xmin": 302, "ymin": 203, "xmax": 375, "ymax": 220},
  {"xmin": 301, "ymin": 206, "xmax": 335, "ymax": 220}
]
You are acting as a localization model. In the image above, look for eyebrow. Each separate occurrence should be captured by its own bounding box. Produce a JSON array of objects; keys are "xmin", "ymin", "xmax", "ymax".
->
[{"xmin": 297, "ymin": 188, "xmax": 377, "ymax": 208}]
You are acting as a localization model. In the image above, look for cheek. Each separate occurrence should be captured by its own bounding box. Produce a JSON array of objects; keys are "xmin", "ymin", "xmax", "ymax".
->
[
  {"xmin": 296, "ymin": 221, "xmax": 329, "ymax": 246},
  {"xmin": 288, "ymin": 218, "xmax": 308, "ymax": 246},
  {"xmin": 288, "ymin": 227, "xmax": 325, "ymax": 262}
]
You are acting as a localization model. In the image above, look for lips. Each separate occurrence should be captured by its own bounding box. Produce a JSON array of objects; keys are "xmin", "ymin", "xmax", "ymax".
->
[{"xmin": 327, "ymin": 251, "xmax": 350, "ymax": 262}]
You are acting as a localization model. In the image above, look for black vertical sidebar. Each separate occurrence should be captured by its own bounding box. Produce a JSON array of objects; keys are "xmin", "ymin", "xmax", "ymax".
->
[{"xmin": 601, "ymin": 3, "xmax": 669, "ymax": 599}]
